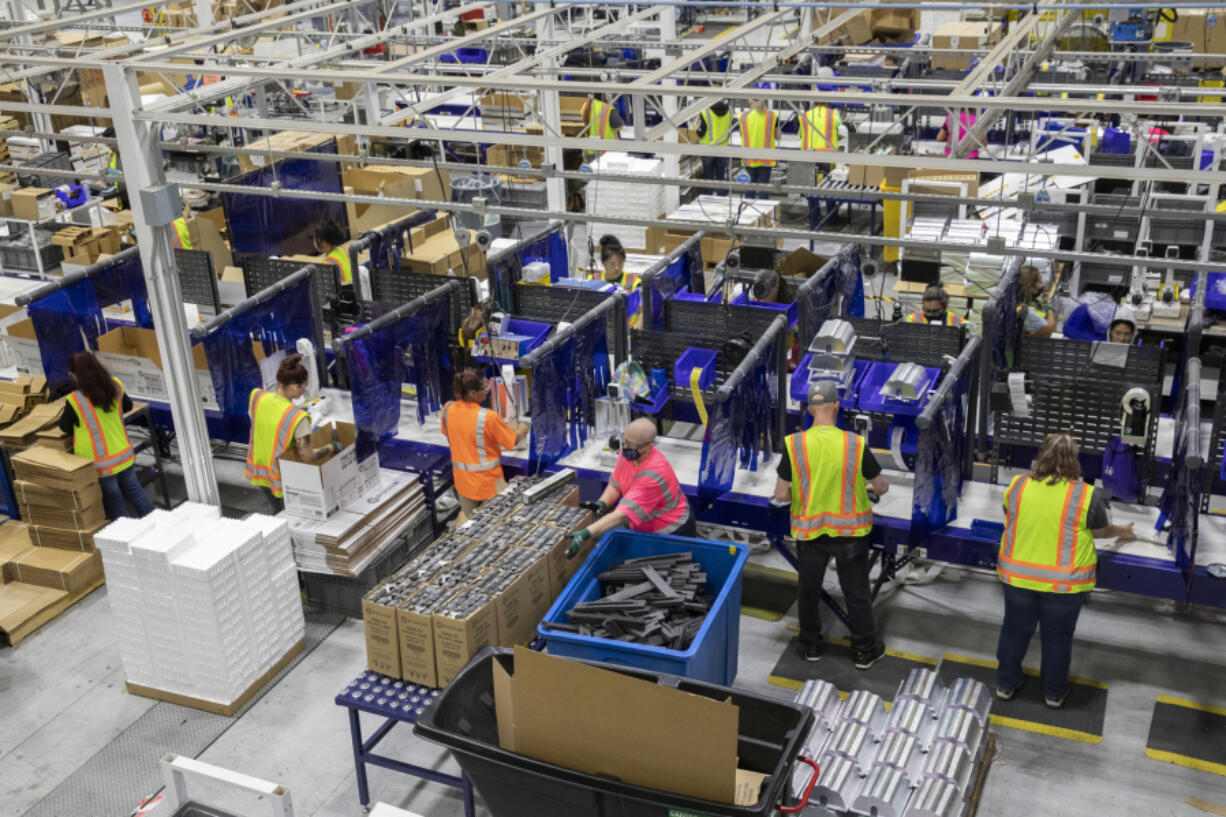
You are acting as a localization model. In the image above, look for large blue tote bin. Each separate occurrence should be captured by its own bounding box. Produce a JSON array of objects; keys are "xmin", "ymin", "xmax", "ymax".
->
[{"xmin": 538, "ymin": 530, "xmax": 749, "ymax": 685}]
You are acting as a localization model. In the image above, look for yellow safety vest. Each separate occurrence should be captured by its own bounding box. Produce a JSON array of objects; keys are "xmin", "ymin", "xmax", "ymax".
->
[
  {"xmin": 998, "ymin": 475, "xmax": 1097, "ymax": 594},
  {"xmin": 67, "ymin": 377, "xmax": 134, "ymax": 477},
  {"xmin": 170, "ymin": 218, "xmax": 192, "ymax": 250},
  {"xmin": 739, "ymin": 109, "xmax": 778, "ymax": 167},
  {"xmin": 245, "ymin": 388, "xmax": 309, "ymax": 498},
  {"xmin": 905, "ymin": 311, "xmax": 963, "ymax": 326},
  {"xmin": 108, "ymin": 151, "xmax": 119, "ymax": 171},
  {"xmin": 585, "ymin": 99, "xmax": 618, "ymax": 140},
  {"xmin": 700, "ymin": 108, "xmax": 733, "ymax": 146},
  {"xmin": 325, "ymin": 247, "xmax": 353, "ymax": 286},
  {"xmin": 784, "ymin": 425, "xmax": 872, "ymax": 540},
  {"xmin": 800, "ymin": 106, "xmax": 838, "ymax": 151}
]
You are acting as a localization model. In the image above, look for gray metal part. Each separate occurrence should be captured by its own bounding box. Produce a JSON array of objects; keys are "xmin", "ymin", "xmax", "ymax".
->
[
  {"xmin": 812, "ymin": 752, "xmax": 863, "ymax": 813},
  {"xmin": 903, "ymin": 777, "xmax": 964, "ymax": 817},
  {"xmin": 851, "ymin": 765, "xmax": 913, "ymax": 817},
  {"xmin": 923, "ymin": 740, "xmax": 976, "ymax": 793},
  {"xmin": 895, "ymin": 667, "xmax": 944, "ymax": 712},
  {"xmin": 943, "ymin": 677, "xmax": 993, "ymax": 727},
  {"xmin": 933, "ymin": 707, "xmax": 985, "ymax": 759}
]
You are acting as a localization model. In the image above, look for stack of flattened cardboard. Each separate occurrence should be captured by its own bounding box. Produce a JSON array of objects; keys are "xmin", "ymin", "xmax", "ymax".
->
[
  {"xmin": 285, "ymin": 468, "xmax": 428, "ymax": 577},
  {"xmin": 0, "ymin": 375, "xmax": 47, "ymax": 426},
  {"xmin": 0, "ymin": 518, "xmax": 104, "ymax": 645},
  {"xmin": 10, "ymin": 447, "xmax": 107, "ymax": 551},
  {"xmin": 0, "ymin": 399, "xmax": 67, "ymax": 449}
]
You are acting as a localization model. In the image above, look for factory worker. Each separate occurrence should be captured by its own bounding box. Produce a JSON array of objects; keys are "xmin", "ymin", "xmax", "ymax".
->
[
  {"xmin": 738, "ymin": 100, "xmax": 779, "ymax": 198},
  {"xmin": 1017, "ymin": 265, "xmax": 1056, "ymax": 338},
  {"xmin": 938, "ymin": 108, "xmax": 979, "ymax": 159},
  {"xmin": 995, "ymin": 434, "xmax": 1135, "ymax": 708},
  {"xmin": 246, "ymin": 355, "xmax": 341, "ymax": 513},
  {"xmin": 314, "ymin": 220, "xmax": 352, "ymax": 286},
  {"xmin": 581, "ymin": 92, "xmax": 623, "ymax": 141},
  {"xmin": 773, "ymin": 380, "xmax": 889, "ymax": 669},
  {"xmin": 1108, "ymin": 306, "xmax": 1137, "ymax": 344},
  {"xmin": 592, "ymin": 235, "xmax": 643, "ymax": 327},
  {"xmin": 905, "ymin": 284, "xmax": 964, "ymax": 325},
  {"xmin": 442, "ymin": 369, "xmax": 529, "ymax": 516},
  {"xmin": 696, "ymin": 100, "xmax": 733, "ymax": 192},
  {"xmin": 569, "ymin": 418, "xmax": 696, "ymax": 556},
  {"xmin": 61, "ymin": 351, "xmax": 154, "ymax": 520},
  {"xmin": 750, "ymin": 268, "xmax": 791, "ymax": 305},
  {"xmin": 170, "ymin": 202, "xmax": 193, "ymax": 250}
]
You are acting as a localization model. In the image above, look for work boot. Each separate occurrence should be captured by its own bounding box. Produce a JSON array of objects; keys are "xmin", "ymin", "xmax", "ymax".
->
[{"xmin": 853, "ymin": 641, "xmax": 886, "ymax": 670}]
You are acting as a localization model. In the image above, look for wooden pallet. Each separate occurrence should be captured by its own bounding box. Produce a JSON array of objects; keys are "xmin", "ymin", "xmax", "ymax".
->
[
  {"xmin": 125, "ymin": 638, "xmax": 305, "ymax": 717},
  {"xmin": 1, "ymin": 574, "xmax": 106, "ymax": 647},
  {"xmin": 964, "ymin": 731, "xmax": 997, "ymax": 817}
]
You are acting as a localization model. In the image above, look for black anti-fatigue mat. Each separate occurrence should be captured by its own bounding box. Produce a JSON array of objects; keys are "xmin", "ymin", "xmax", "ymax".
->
[
  {"xmin": 741, "ymin": 563, "xmax": 797, "ymax": 621},
  {"xmin": 769, "ymin": 636, "xmax": 938, "ymax": 701},
  {"xmin": 1146, "ymin": 696, "xmax": 1226, "ymax": 778},
  {"xmin": 939, "ymin": 654, "xmax": 1107, "ymax": 744}
]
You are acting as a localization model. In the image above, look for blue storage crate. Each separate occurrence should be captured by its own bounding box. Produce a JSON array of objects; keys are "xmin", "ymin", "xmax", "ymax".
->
[
  {"xmin": 674, "ymin": 347, "xmax": 717, "ymax": 391},
  {"xmin": 479, "ymin": 317, "xmax": 552, "ymax": 364},
  {"xmin": 538, "ymin": 531, "xmax": 749, "ymax": 685},
  {"xmin": 790, "ymin": 357, "xmax": 867, "ymax": 406},
  {"xmin": 729, "ymin": 290, "xmax": 798, "ymax": 329},
  {"xmin": 855, "ymin": 361, "xmax": 939, "ymax": 417}
]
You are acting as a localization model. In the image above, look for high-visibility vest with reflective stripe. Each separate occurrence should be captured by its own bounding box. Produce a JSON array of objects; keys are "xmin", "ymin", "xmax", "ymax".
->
[
  {"xmin": 108, "ymin": 151, "xmax": 119, "ymax": 171},
  {"xmin": 905, "ymin": 311, "xmax": 963, "ymax": 326},
  {"xmin": 585, "ymin": 99, "xmax": 618, "ymax": 140},
  {"xmin": 441, "ymin": 400, "xmax": 510, "ymax": 501},
  {"xmin": 325, "ymin": 247, "xmax": 353, "ymax": 286},
  {"xmin": 785, "ymin": 425, "xmax": 872, "ymax": 540},
  {"xmin": 800, "ymin": 106, "xmax": 838, "ymax": 151},
  {"xmin": 739, "ymin": 109, "xmax": 778, "ymax": 167},
  {"xmin": 700, "ymin": 108, "xmax": 733, "ymax": 146},
  {"xmin": 170, "ymin": 218, "xmax": 192, "ymax": 250},
  {"xmin": 245, "ymin": 388, "xmax": 308, "ymax": 498},
  {"xmin": 67, "ymin": 378, "xmax": 134, "ymax": 477},
  {"xmin": 998, "ymin": 475, "xmax": 1097, "ymax": 593},
  {"xmin": 616, "ymin": 451, "xmax": 689, "ymax": 534}
]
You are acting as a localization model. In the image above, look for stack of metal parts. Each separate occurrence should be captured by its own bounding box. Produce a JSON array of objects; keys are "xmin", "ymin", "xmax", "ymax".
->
[
  {"xmin": 550, "ymin": 552, "xmax": 712, "ymax": 648},
  {"xmin": 789, "ymin": 668, "xmax": 992, "ymax": 817}
]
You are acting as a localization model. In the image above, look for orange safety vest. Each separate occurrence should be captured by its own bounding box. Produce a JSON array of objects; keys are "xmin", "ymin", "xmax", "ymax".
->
[
  {"xmin": 441, "ymin": 399, "xmax": 515, "ymax": 501},
  {"xmin": 784, "ymin": 425, "xmax": 873, "ymax": 540},
  {"xmin": 170, "ymin": 218, "xmax": 192, "ymax": 250},
  {"xmin": 324, "ymin": 246, "xmax": 353, "ymax": 286},
  {"xmin": 739, "ymin": 109, "xmax": 778, "ymax": 167},
  {"xmin": 67, "ymin": 377, "xmax": 135, "ymax": 477},
  {"xmin": 583, "ymin": 98, "xmax": 618, "ymax": 140},
  {"xmin": 800, "ymin": 106, "xmax": 837, "ymax": 151},
  {"xmin": 905, "ymin": 311, "xmax": 963, "ymax": 326},
  {"xmin": 245, "ymin": 388, "xmax": 309, "ymax": 498},
  {"xmin": 998, "ymin": 475, "xmax": 1097, "ymax": 594}
]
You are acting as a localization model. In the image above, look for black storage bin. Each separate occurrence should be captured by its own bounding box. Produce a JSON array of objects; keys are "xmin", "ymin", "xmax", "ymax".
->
[{"xmin": 414, "ymin": 647, "xmax": 815, "ymax": 817}]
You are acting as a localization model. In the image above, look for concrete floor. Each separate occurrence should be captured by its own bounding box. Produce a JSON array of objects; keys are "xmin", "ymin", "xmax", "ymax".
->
[{"xmin": 4, "ymin": 537, "xmax": 1226, "ymax": 817}]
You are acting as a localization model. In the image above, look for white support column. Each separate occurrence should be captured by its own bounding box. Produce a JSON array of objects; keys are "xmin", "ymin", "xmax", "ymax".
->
[
  {"xmin": 535, "ymin": 3, "xmax": 565, "ymax": 213},
  {"xmin": 193, "ymin": 0, "xmax": 214, "ymax": 28},
  {"xmin": 659, "ymin": 6, "xmax": 680, "ymax": 214},
  {"xmin": 102, "ymin": 63, "xmax": 220, "ymax": 507}
]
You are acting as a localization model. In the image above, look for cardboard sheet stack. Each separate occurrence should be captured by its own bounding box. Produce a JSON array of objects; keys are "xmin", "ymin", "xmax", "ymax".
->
[
  {"xmin": 665, "ymin": 194, "xmax": 779, "ymax": 229},
  {"xmin": 0, "ymin": 375, "xmax": 51, "ymax": 443},
  {"xmin": 284, "ymin": 468, "xmax": 429, "ymax": 577},
  {"xmin": 10, "ymin": 447, "xmax": 109, "ymax": 551},
  {"xmin": 95, "ymin": 503, "xmax": 305, "ymax": 708},
  {"xmin": 585, "ymin": 152, "xmax": 666, "ymax": 251},
  {"xmin": 0, "ymin": 518, "xmax": 105, "ymax": 645}
]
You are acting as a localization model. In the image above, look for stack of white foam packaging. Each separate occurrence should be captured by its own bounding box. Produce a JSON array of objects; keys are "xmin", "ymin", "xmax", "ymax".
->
[
  {"xmin": 95, "ymin": 502, "xmax": 304, "ymax": 705},
  {"xmin": 585, "ymin": 152, "xmax": 666, "ymax": 250}
]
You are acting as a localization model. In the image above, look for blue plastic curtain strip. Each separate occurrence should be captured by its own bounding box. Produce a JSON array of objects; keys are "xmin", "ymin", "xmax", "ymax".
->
[
  {"xmin": 527, "ymin": 313, "xmax": 610, "ymax": 474},
  {"xmin": 697, "ymin": 339, "xmax": 777, "ymax": 499}
]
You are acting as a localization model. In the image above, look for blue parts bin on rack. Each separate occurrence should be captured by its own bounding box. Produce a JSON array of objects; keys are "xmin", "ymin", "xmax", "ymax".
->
[{"xmin": 540, "ymin": 530, "xmax": 748, "ymax": 685}]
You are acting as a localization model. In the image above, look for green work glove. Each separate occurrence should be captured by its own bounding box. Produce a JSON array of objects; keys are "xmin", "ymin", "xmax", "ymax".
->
[
  {"xmin": 580, "ymin": 499, "xmax": 607, "ymax": 515},
  {"xmin": 330, "ymin": 440, "xmax": 344, "ymax": 454},
  {"xmin": 568, "ymin": 528, "xmax": 592, "ymax": 558}
]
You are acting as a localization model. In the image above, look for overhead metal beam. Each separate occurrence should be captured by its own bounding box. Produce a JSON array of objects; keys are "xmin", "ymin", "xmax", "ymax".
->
[{"xmin": 629, "ymin": 8, "xmax": 790, "ymax": 87}]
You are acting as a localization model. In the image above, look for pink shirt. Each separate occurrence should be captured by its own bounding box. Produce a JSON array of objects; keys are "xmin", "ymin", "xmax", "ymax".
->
[
  {"xmin": 943, "ymin": 112, "xmax": 979, "ymax": 159},
  {"xmin": 610, "ymin": 446, "xmax": 689, "ymax": 534}
]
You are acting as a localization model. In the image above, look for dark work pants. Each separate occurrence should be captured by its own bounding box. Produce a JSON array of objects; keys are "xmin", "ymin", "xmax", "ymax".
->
[
  {"xmin": 701, "ymin": 156, "xmax": 729, "ymax": 194},
  {"xmin": 99, "ymin": 467, "xmax": 156, "ymax": 520},
  {"xmin": 747, "ymin": 165, "xmax": 773, "ymax": 198},
  {"xmin": 996, "ymin": 582, "xmax": 1085, "ymax": 700},
  {"xmin": 262, "ymin": 487, "xmax": 285, "ymax": 515},
  {"xmin": 796, "ymin": 535, "xmax": 878, "ymax": 652}
]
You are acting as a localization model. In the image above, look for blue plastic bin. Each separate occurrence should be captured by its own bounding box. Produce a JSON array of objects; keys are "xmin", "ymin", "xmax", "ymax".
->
[
  {"xmin": 538, "ymin": 531, "xmax": 749, "ymax": 685},
  {"xmin": 478, "ymin": 318, "xmax": 551, "ymax": 364},
  {"xmin": 674, "ymin": 347, "xmax": 717, "ymax": 391},
  {"xmin": 856, "ymin": 361, "xmax": 939, "ymax": 416},
  {"xmin": 730, "ymin": 290, "xmax": 799, "ymax": 328}
]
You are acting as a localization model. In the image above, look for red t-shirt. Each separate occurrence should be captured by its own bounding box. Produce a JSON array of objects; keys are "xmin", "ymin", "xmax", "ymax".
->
[{"xmin": 610, "ymin": 447, "xmax": 689, "ymax": 533}]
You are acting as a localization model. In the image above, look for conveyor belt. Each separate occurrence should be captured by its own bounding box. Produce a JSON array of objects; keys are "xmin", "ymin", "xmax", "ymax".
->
[{"xmin": 811, "ymin": 179, "xmax": 883, "ymax": 201}]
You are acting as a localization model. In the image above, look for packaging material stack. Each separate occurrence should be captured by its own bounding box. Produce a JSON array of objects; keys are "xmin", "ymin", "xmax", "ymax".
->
[
  {"xmin": 95, "ymin": 503, "xmax": 305, "ymax": 713},
  {"xmin": 60, "ymin": 125, "xmax": 110, "ymax": 175},
  {"xmin": 585, "ymin": 152, "xmax": 666, "ymax": 252},
  {"xmin": 10, "ymin": 447, "xmax": 109, "ymax": 551},
  {"xmin": 0, "ymin": 375, "xmax": 50, "ymax": 440},
  {"xmin": 0, "ymin": 115, "xmax": 17, "ymax": 184},
  {"xmin": 788, "ymin": 669, "xmax": 995, "ymax": 816},
  {"xmin": 0, "ymin": 517, "xmax": 105, "ymax": 645},
  {"xmin": 362, "ymin": 475, "xmax": 593, "ymax": 687}
]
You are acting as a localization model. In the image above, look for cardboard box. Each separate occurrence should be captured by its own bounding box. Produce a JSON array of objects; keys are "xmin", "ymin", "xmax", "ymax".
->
[
  {"xmin": 1167, "ymin": 10, "xmax": 1226, "ymax": 68},
  {"xmin": 433, "ymin": 594, "xmax": 498, "ymax": 687},
  {"xmin": 4, "ymin": 317, "xmax": 41, "ymax": 376},
  {"xmin": 278, "ymin": 421, "xmax": 362, "ymax": 521},
  {"xmin": 342, "ymin": 166, "xmax": 450, "ymax": 236},
  {"xmin": 0, "ymin": 581, "xmax": 67, "ymax": 637},
  {"xmin": 9, "ymin": 547, "xmax": 102, "ymax": 593},
  {"xmin": 17, "ymin": 500, "xmax": 106, "ymax": 531},
  {"xmin": 486, "ymin": 143, "xmax": 545, "ymax": 170},
  {"xmin": 492, "ymin": 551, "xmax": 552, "ymax": 647},
  {"xmin": 0, "ymin": 522, "xmax": 35, "ymax": 581},
  {"xmin": 702, "ymin": 235, "xmax": 734, "ymax": 268},
  {"xmin": 0, "ymin": 181, "xmax": 19, "ymax": 217},
  {"xmin": 817, "ymin": 10, "xmax": 873, "ymax": 46},
  {"xmin": 362, "ymin": 594, "xmax": 403, "ymax": 677},
  {"xmin": 778, "ymin": 247, "xmax": 830, "ymax": 279},
  {"xmin": 29, "ymin": 521, "xmax": 107, "ymax": 552},
  {"xmin": 186, "ymin": 214, "xmax": 234, "ymax": 274},
  {"xmin": 95, "ymin": 325, "xmax": 218, "ymax": 410},
  {"xmin": 0, "ymin": 400, "xmax": 63, "ymax": 446},
  {"xmin": 11, "ymin": 187, "xmax": 58, "ymax": 221},
  {"xmin": 932, "ymin": 21, "xmax": 1002, "ymax": 71},
  {"xmin": 402, "ymin": 214, "xmax": 484, "ymax": 278},
  {"xmin": 909, "ymin": 168, "xmax": 980, "ymax": 199},
  {"xmin": 493, "ymin": 646, "xmax": 739, "ymax": 803},
  {"xmin": 13, "ymin": 479, "xmax": 103, "ymax": 511},
  {"xmin": 11, "ymin": 446, "xmax": 96, "ymax": 491},
  {"xmin": 870, "ymin": 7, "xmax": 920, "ymax": 38},
  {"xmin": 397, "ymin": 596, "xmax": 443, "ymax": 687}
]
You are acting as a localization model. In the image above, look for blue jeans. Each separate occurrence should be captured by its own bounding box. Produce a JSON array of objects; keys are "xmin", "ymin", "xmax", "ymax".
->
[
  {"xmin": 701, "ymin": 156, "xmax": 728, "ymax": 194},
  {"xmin": 996, "ymin": 583, "xmax": 1085, "ymax": 700},
  {"xmin": 747, "ymin": 165, "xmax": 773, "ymax": 198},
  {"xmin": 99, "ymin": 466, "xmax": 156, "ymax": 520}
]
